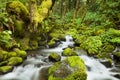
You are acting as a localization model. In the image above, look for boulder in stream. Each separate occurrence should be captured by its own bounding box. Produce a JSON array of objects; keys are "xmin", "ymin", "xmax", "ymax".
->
[
  {"xmin": 7, "ymin": 57, "xmax": 23, "ymax": 66},
  {"xmin": 0, "ymin": 66, "xmax": 13, "ymax": 74},
  {"xmin": 48, "ymin": 56, "xmax": 87, "ymax": 80},
  {"xmin": 62, "ymin": 48, "xmax": 78, "ymax": 56},
  {"xmin": 48, "ymin": 53, "xmax": 61, "ymax": 62}
]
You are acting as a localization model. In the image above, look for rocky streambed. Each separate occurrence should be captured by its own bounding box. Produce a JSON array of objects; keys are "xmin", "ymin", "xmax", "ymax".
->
[{"xmin": 0, "ymin": 35, "xmax": 120, "ymax": 80}]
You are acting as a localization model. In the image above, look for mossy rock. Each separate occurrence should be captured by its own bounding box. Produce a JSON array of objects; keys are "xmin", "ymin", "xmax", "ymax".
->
[
  {"xmin": 48, "ymin": 56, "xmax": 87, "ymax": 80},
  {"xmin": 7, "ymin": 57, "xmax": 23, "ymax": 66},
  {"xmin": 13, "ymin": 48, "xmax": 27, "ymax": 58},
  {"xmin": 0, "ymin": 61, "xmax": 8, "ymax": 66},
  {"xmin": 8, "ymin": 51, "xmax": 17, "ymax": 58},
  {"xmin": 62, "ymin": 48, "xmax": 78, "ymax": 56},
  {"xmin": 0, "ymin": 66, "xmax": 13, "ymax": 74},
  {"xmin": 0, "ymin": 50, "xmax": 8, "ymax": 61},
  {"xmin": 49, "ymin": 32, "xmax": 65, "ymax": 41},
  {"xmin": 48, "ymin": 53, "xmax": 61, "ymax": 62},
  {"xmin": 19, "ymin": 38, "xmax": 29, "ymax": 50},
  {"xmin": 75, "ymin": 35, "xmax": 87, "ymax": 46},
  {"xmin": 113, "ymin": 52, "xmax": 120, "ymax": 62},
  {"xmin": 48, "ymin": 40, "xmax": 56, "ymax": 48},
  {"xmin": 29, "ymin": 40, "xmax": 38, "ymax": 50}
]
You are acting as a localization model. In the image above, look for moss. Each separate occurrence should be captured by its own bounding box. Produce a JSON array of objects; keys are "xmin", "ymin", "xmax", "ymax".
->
[
  {"xmin": 96, "ymin": 44, "xmax": 115, "ymax": 59},
  {"xmin": 49, "ymin": 53, "xmax": 61, "ymax": 62},
  {"xmin": 0, "ymin": 66, "xmax": 13, "ymax": 74},
  {"xmin": 0, "ymin": 50, "xmax": 8, "ymax": 61},
  {"xmin": 6, "ymin": 1, "xmax": 29, "ymax": 18},
  {"xmin": 75, "ymin": 35, "xmax": 87, "ymax": 46},
  {"xmin": 13, "ymin": 48, "xmax": 27, "ymax": 58},
  {"xmin": 62, "ymin": 48, "xmax": 78, "ymax": 56},
  {"xmin": 14, "ymin": 20, "xmax": 25, "ymax": 36},
  {"xmin": 48, "ymin": 56, "xmax": 87, "ymax": 80},
  {"xmin": 48, "ymin": 40, "xmax": 56, "ymax": 48},
  {"xmin": 80, "ymin": 36, "xmax": 102, "ymax": 55},
  {"xmin": 19, "ymin": 37, "xmax": 29, "ymax": 50},
  {"xmin": 49, "ymin": 31, "xmax": 65, "ymax": 41},
  {"xmin": 7, "ymin": 57, "xmax": 23, "ymax": 66},
  {"xmin": 113, "ymin": 52, "xmax": 120, "ymax": 58},
  {"xmin": 0, "ymin": 61, "xmax": 8, "ymax": 66},
  {"xmin": 29, "ymin": 40, "xmax": 38, "ymax": 50},
  {"xmin": 8, "ymin": 52, "xmax": 17, "ymax": 58}
]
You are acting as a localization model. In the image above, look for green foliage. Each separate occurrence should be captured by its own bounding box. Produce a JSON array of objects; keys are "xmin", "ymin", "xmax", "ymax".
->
[
  {"xmin": 80, "ymin": 36, "xmax": 102, "ymax": 55},
  {"xmin": 0, "ymin": 30, "xmax": 13, "ymax": 49},
  {"xmin": 100, "ymin": 28, "xmax": 120, "ymax": 44}
]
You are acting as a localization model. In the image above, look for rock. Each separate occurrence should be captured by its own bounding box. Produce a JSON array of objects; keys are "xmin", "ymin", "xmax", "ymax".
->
[
  {"xmin": 48, "ymin": 53, "xmax": 61, "ymax": 62},
  {"xmin": 7, "ymin": 57, "xmax": 23, "ymax": 66},
  {"xmin": 114, "ymin": 74, "xmax": 120, "ymax": 79},
  {"xmin": 100, "ymin": 59, "xmax": 112, "ymax": 68},
  {"xmin": 62, "ymin": 48, "xmax": 78, "ymax": 56},
  {"xmin": 48, "ymin": 40, "xmax": 56, "ymax": 48},
  {"xmin": 0, "ymin": 50, "xmax": 8, "ymax": 61},
  {"xmin": 8, "ymin": 52, "xmax": 17, "ymax": 58},
  {"xmin": 0, "ymin": 66, "xmax": 13, "ymax": 74},
  {"xmin": 39, "ymin": 67, "xmax": 49, "ymax": 80},
  {"xmin": 48, "ymin": 56, "xmax": 87, "ymax": 80},
  {"xmin": 13, "ymin": 48, "xmax": 27, "ymax": 58},
  {"xmin": 0, "ymin": 61, "xmax": 8, "ymax": 66},
  {"xmin": 113, "ymin": 52, "xmax": 120, "ymax": 62}
]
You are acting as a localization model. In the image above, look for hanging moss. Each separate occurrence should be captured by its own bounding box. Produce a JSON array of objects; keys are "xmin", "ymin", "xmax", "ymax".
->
[{"xmin": 6, "ymin": 1, "xmax": 29, "ymax": 18}]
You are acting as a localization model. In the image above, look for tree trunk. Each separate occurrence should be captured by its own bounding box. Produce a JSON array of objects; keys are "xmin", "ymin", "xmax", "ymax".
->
[{"xmin": 73, "ymin": 0, "xmax": 79, "ymax": 19}]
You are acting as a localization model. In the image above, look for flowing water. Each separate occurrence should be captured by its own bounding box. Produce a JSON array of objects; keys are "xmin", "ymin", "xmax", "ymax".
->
[{"xmin": 0, "ymin": 35, "xmax": 120, "ymax": 80}]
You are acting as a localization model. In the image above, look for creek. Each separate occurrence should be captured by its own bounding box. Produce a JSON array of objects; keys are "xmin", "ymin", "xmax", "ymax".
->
[{"xmin": 0, "ymin": 35, "xmax": 120, "ymax": 80}]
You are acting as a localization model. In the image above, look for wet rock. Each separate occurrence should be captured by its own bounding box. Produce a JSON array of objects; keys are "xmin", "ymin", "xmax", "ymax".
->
[
  {"xmin": 62, "ymin": 48, "xmax": 78, "ymax": 56},
  {"xmin": 114, "ymin": 74, "xmax": 120, "ymax": 79},
  {"xmin": 100, "ymin": 59, "xmax": 112, "ymax": 68},
  {"xmin": 7, "ymin": 57, "xmax": 23, "ymax": 66},
  {"xmin": 48, "ymin": 40, "xmax": 56, "ymax": 48},
  {"xmin": 48, "ymin": 53, "xmax": 61, "ymax": 62},
  {"xmin": 113, "ymin": 52, "xmax": 120, "ymax": 62},
  {"xmin": 0, "ymin": 61, "xmax": 8, "ymax": 66},
  {"xmin": 13, "ymin": 48, "xmax": 27, "ymax": 59},
  {"xmin": 48, "ymin": 56, "xmax": 87, "ymax": 80},
  {"xmin": 39, "ymin": 67, "xmax": 49, "ymax": 80},
  {"xmin": 8, "ymin": 52, "xmax": 17, "ymax": 58},
  {"xmin": 0, "ymin": 66, "xmax": 13, "ymax": 74},
  {"xmin": 0, "ymin": 50, "xmax": 8, "ymax": 61}
]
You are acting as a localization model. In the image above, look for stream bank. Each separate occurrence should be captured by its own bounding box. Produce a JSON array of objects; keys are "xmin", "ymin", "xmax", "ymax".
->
[{"xmin": 0, "ymin": 35, "xmax": 120, "ymax": 80}]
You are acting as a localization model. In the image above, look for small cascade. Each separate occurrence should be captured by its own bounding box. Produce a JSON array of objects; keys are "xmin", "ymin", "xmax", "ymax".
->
[
  {"xmin": 0, "ymin": 35, "xmax": 120, "ymax": 80},
  {"xmin": 41, "ymin": 35, "xmax": 74, "ymax": 53},
  {"xmin": 80, "ymin": 55, "xmax": 120, "ymax": 80}
]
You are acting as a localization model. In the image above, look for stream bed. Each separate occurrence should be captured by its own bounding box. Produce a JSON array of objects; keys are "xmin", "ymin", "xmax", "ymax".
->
[{"xmin": 0, "ymin": 35, "xmax": 120, "ymax": 80}]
